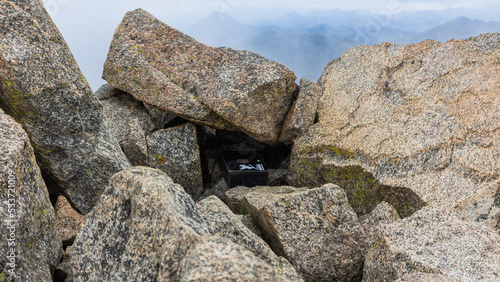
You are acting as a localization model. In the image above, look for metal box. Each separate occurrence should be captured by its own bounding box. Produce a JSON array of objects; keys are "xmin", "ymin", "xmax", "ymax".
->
[{"xmin": 220, "ymin": 151, "xmax": 268, "ymax": 188}]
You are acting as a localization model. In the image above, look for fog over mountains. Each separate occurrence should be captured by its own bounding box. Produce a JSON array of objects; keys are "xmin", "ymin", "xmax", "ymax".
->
[
  {"xmin": 51, "ymin": 4, "xmax": 500, "ymax": 91},
  {"xmin": 186, "ymin": 9, "xmax": 500, "ymax": 83}
]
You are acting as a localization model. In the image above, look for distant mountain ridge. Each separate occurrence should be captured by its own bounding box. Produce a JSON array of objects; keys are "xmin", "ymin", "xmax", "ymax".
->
[
  {"xmin": 404, "ymin": 16, "xmax": 500, "ymax": 43},
  {"xmin": 186, "ymin": 12, "xmax": 500, "ymax": 82}
]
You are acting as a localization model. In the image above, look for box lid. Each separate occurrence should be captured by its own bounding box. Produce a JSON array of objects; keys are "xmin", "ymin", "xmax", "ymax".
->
[{"xmin": 220, "ymin": 151, "xmax": 267, "ymax": 172}]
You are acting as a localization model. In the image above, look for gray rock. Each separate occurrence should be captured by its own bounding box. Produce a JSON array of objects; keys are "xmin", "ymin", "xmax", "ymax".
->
[
  {"xmin": 147, "ymin": 123, "xmax": 203, "ymax": 199},
  {"xmin": 0, "ymin": 109, "xmax": 63, "ymax": 281},
  {"xmin": 268, "ymin": 168, "xmax": 288, "ymax": 186},
  {"xmin": 226, "ymin": 184, "xmax": 366, "ymax": 281},
  {"xmin": 363, "ymin": 206, "xmax": 500, "ymax": 281},
  {"xmin": 97, "ymin": 85, "xmax": 162, "ymax": 166},
  {"xmin": 395, "ymin": 272, "xmax": 460, "ymax": 282},
  {"xmin": 224, "ymin": 185, "xmax": 303, "ymax": 215},
  {"xmin": 71, "ymin": 166, "xmax": 211, "ymax": 281},
  {"xmin": 72, "ymin": 166, "xmax": 291, "ymax": 281},
  {"xmin": 196, "ymin": 196, "xmax": 303, "ymax": 281},
  {"xmin": 279, "ymin": 78, "xmax": 322, "ymax": 144},
  {"xmin": 359, "ymin": 201, "xmax": 400, "ymax": 250},
  {"xmin": 96, "ymin": 79, "xmax": 177, "ymax": 129},
  {"xmin": 103, "ymin": 8, "xmax": 298, "ymax": 144},
  {"xmin": 0, "ymin": 0, "xmax": 130, "ymax": 214},
  {"xmin": 180, "ymin": 236, "xmax": 292, "ymax": 282},
  {"xmin": 200, "ymin": 177, "xmax": 230, "ymax": 201},
  {"xmin": 144, "ymin": 103, "xmax": 176, "ymax": 128},
  {"xmin": 94, "ymin": 83, "xmax": 117, "ymax": 100},
  {"xmin": 288, "ymin": 33, "xmax": 500, "ymax": 218}
]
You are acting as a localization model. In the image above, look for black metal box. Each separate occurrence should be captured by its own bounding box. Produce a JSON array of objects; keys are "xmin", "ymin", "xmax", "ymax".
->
[{"xmin": 220, "ymin": 151, "xmax": 268, "ymax": 188}]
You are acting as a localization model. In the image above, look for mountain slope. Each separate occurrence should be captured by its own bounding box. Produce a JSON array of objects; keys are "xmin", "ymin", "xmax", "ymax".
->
[{"xmin": 406, "ymin": 17, "xmax": 500, "ymax": 43}]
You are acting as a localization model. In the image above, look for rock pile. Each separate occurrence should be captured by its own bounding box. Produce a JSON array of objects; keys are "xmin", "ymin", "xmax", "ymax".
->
[
  {"xmin": 71, "ymin": 167, "xmax": 290, "ymax": 281},
  {"xmin": 1, "ymin": 1, "xmax": 499, "ymax": 281}
]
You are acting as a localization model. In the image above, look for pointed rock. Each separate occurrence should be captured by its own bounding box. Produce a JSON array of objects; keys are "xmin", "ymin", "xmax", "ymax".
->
[
  {"xmin": 359, "ymin": 201, "xmax": 400, "ymax": 249},
  {"xmin": 97, "ymin": 84, "xmax": 163, "ymax": 166},
  {"xmin": 279, "ymin": 78, "xmax": 321, "ymax": 144}
]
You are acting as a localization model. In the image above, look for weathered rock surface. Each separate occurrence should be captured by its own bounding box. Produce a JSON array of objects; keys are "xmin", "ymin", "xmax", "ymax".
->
[
  {"xmin": 224, "ymin": 185, "xmax": 304, "ymax": 215},
  {"xmin": 143, "ymin": 103, "xmax": 176, "ymax": 127},
  {"xmin": 103, "ymin": 8, "xmax": 298, "ymax": 144},
  {"xmin": 359, "ymin": 201, "xmax": 400, "ymax": 250},
  {"xmin": 0, "ymin": 109, "xmax": 63, "ymax": 281},
  {"xmin": 197, "ymin": 196, "xmax": 302, "ymax": 281},
  {"xmin": 0, "ymin": 0, "xmax": 130, "ymax": 214},
  {"xmin": 97, "ymin": 84, "xmax": 162, "ymax": 166},
  {"xmin": 455, "ymin": 181, "xmax": 500, "ymax": 232},
  {"xmin": 72, "ymin": 166, "xmax": 290, "ymax": 281},
  {"xmin": 180, "ymin": 236, "xmax": 291, "ymax": 282},
  {"xmin": 147, "ymin": 123, "xmax": 203, "ymax": 199},
  {"xmin": 71, "ymin": 166, "xmax": 210, "ymax": 281},
  {"xmin": 225, "ymin": 184, "xmax": 366, "ymax": 281},
  {"xmin": 94, "ymin": 83, "xmax": 116, "ymax": 100},
  {"xmin": 395, "ymin": 272, "xmax": 460, "ymax": 282},
  {"xmin": 55, "ymin": 195, "xmax": 84, "ymax": 246},
  {"xmin": 289, "ymin": 33, "xmax": 500, "ymax": 218},
  {"xmin": 363, "ymin": 206, "xmax": 500, "ymax": 281},
  {"xmin": 280, "ymin": 78, "xmax": 321, "ymax": 144}
]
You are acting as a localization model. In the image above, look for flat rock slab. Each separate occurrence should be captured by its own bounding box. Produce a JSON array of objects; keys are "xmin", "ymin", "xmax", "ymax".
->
[
  {"xmin": 363, "ymin": 206, "xmax": 500, "ymax": 281},
  {"xmin": 288, "ymin": 33, "xmax": 500, "ymax": 218},
  {"xmin": 103, "ymin": 8, "xmax": 298, "ymax": 144},
  {"xmin": 147, "ymin": 123, "xmax": 203, "ymax": 199},
  {"xmin": 0, "ymin": 0, "xmax": 130, "ymax": 214},
  {"xmin": 225, "ymin": 184, "xmax": 366, "ymax": 281},
  {"xmin": 0, "ymin": 109, "xmax": 63, "ymax": 281}
]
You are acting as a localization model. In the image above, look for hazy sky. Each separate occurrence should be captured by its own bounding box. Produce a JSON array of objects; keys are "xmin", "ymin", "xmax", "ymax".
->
[{"xmin": 43, "ymin": 0, "xmax": 500, "ymax": 90}]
